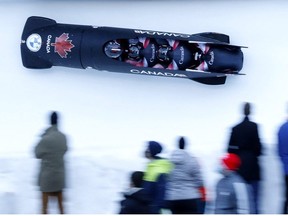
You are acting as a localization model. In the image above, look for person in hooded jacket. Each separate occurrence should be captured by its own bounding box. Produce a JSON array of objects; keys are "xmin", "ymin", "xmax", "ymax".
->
[
  {"xmin": 119, "ymin": 171, "xmax": 150, "ymax": 214},
  {"xmin": 215, "ymin": 153, "xmax": 255, "ymax": 214},
  {"xmin": 143, "ymin": 141, "xmax": 173, "ymax": 214},
  {"xmin": 35, "ymin": 111, "xmax": 68, "ymax": 214},
  {"xmin": 165, "ymin": 136, "xmax": 206, "ymax": 214}
]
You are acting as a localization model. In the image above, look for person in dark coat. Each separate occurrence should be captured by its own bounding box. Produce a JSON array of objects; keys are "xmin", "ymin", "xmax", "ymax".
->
[
  {"xmin": 227, "ymin": 102, "xmax": 262, "ymax": 213},
  {"xmin": 119, "ymin": 171, "xmax": 150, "ymax": 214},
  {"xmin": 35, "ymin": 111, "xmax": 68, "ymax": 214}
]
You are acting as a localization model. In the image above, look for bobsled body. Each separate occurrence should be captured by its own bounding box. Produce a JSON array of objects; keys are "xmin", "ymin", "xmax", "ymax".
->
[{"xmin": 21, "ymin": 16, "xmax": 245, "ymax": 85}]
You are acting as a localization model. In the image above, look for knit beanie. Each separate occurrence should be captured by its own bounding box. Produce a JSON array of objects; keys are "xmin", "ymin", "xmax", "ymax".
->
[
  {"xmin": 178, "ymin": 137, "xmax": 185, "ymax": 149},
  {"xmin": 147, "ymin": 141, "xmax": 162, "ymax": 157},
  {"xmin": 243, "ymin": 102, "xmax": 251, "ymax": 116},
  {"xmin": 221, "ymin": 153, "xmax": 241, "ymax": 171},
  {"xmin": 50, "ymin": 111, "xmax": 58, "ymax": 125}
]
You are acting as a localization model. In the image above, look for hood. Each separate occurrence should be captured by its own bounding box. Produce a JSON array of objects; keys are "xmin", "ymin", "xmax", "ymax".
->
[
  {"xmin": 123, "ymin": 187, "xmax": 142, "ymax": 196},
  {"xmin": 41, "ymin": 125, "xmax": 58, "ymax": 137},
  {"xmin": 170, "ymin": 149, "xmax": 190, "ymax": 165},
  {"xmin": 123, "ymin": 188, "xmax": 150, "ymax": 204}
]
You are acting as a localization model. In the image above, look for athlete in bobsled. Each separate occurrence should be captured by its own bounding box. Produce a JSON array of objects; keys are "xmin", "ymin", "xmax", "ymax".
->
[
  {"xmin": 103, "ymin": 37, "xmax": 243, "ymax": 74},
  {"xmin": 104, "ymin": 38, "xmax": 208, "ymax": 71}
]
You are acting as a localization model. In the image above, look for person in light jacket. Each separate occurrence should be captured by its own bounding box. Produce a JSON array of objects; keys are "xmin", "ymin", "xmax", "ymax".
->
[
  {"xmin": 166, "ymin": 136, "xmax": 206, "ymax": 214},
  {"xmin": 215, "ymin": 153, "xmax": 255, "ymax": 214},
  {"xmin": 35, "ymin": 111, "xmax": 68, "ymax": 214}
]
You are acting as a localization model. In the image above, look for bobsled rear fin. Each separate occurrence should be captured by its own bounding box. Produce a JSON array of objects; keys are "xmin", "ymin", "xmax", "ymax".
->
[
  {"xmin": 185, "ymin": 69, "xmax": 227, "ymax": 85},
  {"xmin": 192, "ymin": 32, "xmax": 230, "ymax": 43},
  {"xmin": 191, "ymin": 76, "xmax": 227, "ymax": 85},
  {"xmin": 188, "ymin": 41, "xmax": 247, "ymax": 48}
]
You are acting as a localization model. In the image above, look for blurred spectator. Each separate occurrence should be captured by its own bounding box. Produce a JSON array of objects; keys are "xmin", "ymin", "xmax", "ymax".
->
[
  {"xmin": 119, "ymin": 171, "xmax": 150, "ymax": 214},
  {"xmin": 277, "ymin": 104, "xmax": 288, "ymax": 213},
  {"xmin": 34, "ymin": 111, "xmax": 68, "ymax": 214},
  {"xmin": 215, "ymin": 153, "xmax": 255, "ymax": 214},
  {"xmin": 0, "ymin": 159, "xmax": 16, "ymax": 214},
  {"xmin": 166, "ymin": 136, "xmax": 206, "ymax": 214},
  {"xmin": 227, "ymin": 102, "xmax": 262, "ymax": 213},
  {"xmin": 143, "ymin": 141, "xmax": 172, "ymax": 213}
]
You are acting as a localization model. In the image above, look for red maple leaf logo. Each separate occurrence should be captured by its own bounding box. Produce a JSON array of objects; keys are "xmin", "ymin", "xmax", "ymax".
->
[{"xmin": 51, "ymin": 33, "xmax": 75, "ymax": 58}]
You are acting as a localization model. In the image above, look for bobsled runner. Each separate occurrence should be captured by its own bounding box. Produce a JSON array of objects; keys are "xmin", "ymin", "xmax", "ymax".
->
[{"xmin": 21, "ymin": 16, "xmax": 246, "ymax": 85}]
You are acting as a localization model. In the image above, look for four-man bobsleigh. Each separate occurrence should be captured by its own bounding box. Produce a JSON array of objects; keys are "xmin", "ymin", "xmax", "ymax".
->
[{"xmin": 21, "ymin": 16, "xmax": 246, "ymax": 85}]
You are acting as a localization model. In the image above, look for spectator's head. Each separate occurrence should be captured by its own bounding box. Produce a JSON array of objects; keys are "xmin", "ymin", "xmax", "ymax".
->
[
  {"xmin": 243, "ymin": 102, "xmax": 251, "ymax": 117},
  {"xmin": 221, "ymin": 153, "xmax": 241, "ymax": 172},
  {"xmin": 145, "ymin": 141, "xmax": 162, "ymax": 159},
  {"xmin": 130, "ymin": 171, "xmax": 144, "ymax": 188},
  {"xmin": 50, "ymin": 111, "xmax": 58, "ymax": 126},
  {"xmin": 178, "ymin": 136, "xmax": 186, "ymax": 149}
]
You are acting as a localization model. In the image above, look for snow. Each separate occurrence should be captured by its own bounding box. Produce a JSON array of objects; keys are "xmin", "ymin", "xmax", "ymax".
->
[{"xmin": 0, "ymin": 0, "xmax": 287, "ymax": 213}]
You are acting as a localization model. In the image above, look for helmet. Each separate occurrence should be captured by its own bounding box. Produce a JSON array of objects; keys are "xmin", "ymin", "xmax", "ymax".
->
[
  {"xmin": 104, "ymin": 41, "xmax": 123, "ymax": 59},
  {"xmin": 157, "ymin": 45, "xmax": 172, "ymax": 62},
  {"xmin": 128, "ymin": 44, "xmax": 141, "ymax": 59}
]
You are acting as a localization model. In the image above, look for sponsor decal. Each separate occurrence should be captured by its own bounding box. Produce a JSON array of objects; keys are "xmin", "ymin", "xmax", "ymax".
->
[
  {"xmin": 46, "ymin": 35, "xmax": 52, "ymax": 53},
  {"xmin": 150, "ymin": 43, "xmax": 156, "ymax": 63},
  {"xmin": 208, "ymin": 51, "xmax": 214, "ymax": 65},
  {"xmin": 26, "ymin": 34, "xmax": 42, "ymax": 52},
  {"xmin": 134, "ymin": 30, "xmax": 191, "ymax": 38},
  {"xmin": 51, "ymin": 33, "xmax": 75, "ymax": 58},
  {"xmin": 130, "ymin": 69, "xmax": 187, "ymax": 78},
  {"xmin": 179, "ymin": 46, "xmax": 185, "ymax": 65}
]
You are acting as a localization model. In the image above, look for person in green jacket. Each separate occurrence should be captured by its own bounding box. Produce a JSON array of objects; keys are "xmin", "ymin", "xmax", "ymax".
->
[
  {"xmin": 35, "ymin": 111, "xmax": 68, "ymax": 214},
  {"xmin": 143, "ymin": 141, "xmax": 172, "ymax": 213}
]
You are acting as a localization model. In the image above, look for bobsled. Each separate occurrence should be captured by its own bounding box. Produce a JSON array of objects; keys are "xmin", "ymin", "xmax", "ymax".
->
[{"xmin": 21, "ymin": 16, "xmax": 246, "ymax": 85}]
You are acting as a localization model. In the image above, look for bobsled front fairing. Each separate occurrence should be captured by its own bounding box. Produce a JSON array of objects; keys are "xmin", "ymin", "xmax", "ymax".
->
[{"xmin": 21, "ymin": 16, "xmax": 245, "ymax": 85}]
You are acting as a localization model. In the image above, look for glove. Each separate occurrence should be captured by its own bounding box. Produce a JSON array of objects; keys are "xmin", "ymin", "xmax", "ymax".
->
[{"xmin": 199, "ymin": 186, "xmax": 207, "ymax": 201}]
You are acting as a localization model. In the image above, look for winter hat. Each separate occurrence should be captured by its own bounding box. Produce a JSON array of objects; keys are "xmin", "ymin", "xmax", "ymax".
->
[
  {"xmin": 147, "ymin": 141, "xmax": 162, "ymax": 157},
  {"xmin": 50, "ymin": 111, "xmax": 58, "ymax": 125},
  {"xmin": 243, "ymin": 102, "xmax": 251, "ymax": 117},
  {"xmin": 131, "ymin": 171, "xmax": 144, "ymax": 188},
  {"xmin": 221, "ymin": 153, "xmax": 241, "ymax": 171},
  {"xmin": 178, "ymin": 136, "xmax": 186, "ymax": 149}
]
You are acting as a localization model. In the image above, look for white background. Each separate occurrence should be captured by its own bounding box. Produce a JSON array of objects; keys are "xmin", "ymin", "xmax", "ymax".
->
[{"xmin": 0, "ymin": 0, "xmax": 287, "ymax": 213}]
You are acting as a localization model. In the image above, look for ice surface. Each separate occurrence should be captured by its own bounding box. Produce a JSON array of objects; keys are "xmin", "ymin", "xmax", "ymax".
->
[{"xmin": 0, "ymin": 0, "xmax": 287, "ymax": 213}]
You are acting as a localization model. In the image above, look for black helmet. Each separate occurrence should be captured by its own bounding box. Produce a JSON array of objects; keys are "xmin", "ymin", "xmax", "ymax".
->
[
  {"xmin": 128, "ymin": 44, "xmax": 141, "ymax": 60},
  {"xmin": 157, "ymin": 45, "xmax": 172, "ymax": 62}
]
